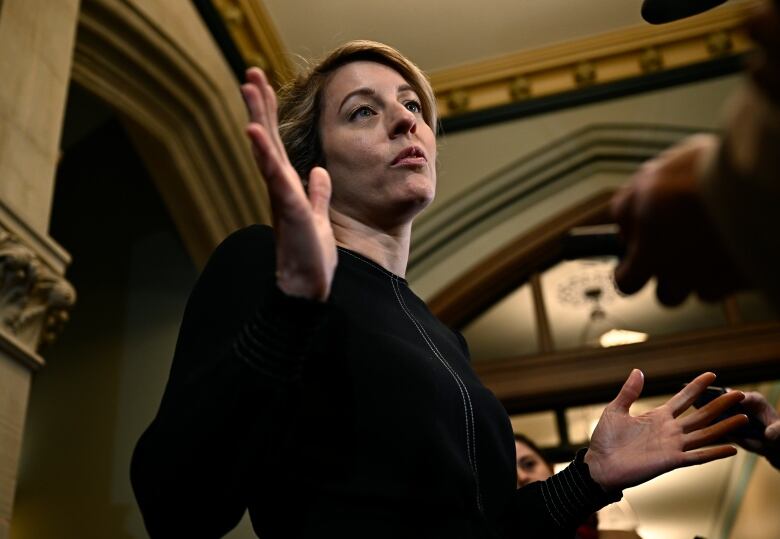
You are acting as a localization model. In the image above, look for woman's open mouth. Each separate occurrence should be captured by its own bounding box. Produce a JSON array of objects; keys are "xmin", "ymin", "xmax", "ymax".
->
[{"xmin": 391, "ymin": 146, "xmax": 427, "ymax": 167}]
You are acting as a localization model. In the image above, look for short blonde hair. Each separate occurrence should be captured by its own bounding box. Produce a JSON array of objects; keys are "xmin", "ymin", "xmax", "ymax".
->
[{"xmin": 277, "ymin": 40, "xmax": 437, "ymax": 179}]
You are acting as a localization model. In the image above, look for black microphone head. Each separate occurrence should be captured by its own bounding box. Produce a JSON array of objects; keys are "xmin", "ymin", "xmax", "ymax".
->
[{"xmin": 641, "ymin": 0, "xmax": 729, "ymax": 24}]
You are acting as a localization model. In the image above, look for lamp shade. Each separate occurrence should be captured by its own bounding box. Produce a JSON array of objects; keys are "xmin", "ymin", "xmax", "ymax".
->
[{"xmin": 641, "ymin": 0, "xmax": 728, "ymax": 24}]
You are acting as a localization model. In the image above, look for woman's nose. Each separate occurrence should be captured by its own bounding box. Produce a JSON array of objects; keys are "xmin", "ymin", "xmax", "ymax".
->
[{"xmin": 389, "ymin": 103, "xmax": 417, "ymax": 138}]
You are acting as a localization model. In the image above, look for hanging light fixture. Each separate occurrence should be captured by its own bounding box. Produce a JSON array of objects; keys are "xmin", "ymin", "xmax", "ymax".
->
[{"xmin": 579, "ymin": 285, "xmax": 648, "ymax": 348}]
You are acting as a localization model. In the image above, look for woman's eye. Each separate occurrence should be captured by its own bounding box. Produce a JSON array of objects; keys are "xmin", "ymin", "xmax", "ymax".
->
[
  {"xmin": 350, "ymin": 106, "xmax": 375, "ymax": 120},
  {"xmin": 405, "ymin": 100, "xmax": 422, "ymax": 114},
  {"xmin": 520, "ymin": 459, "xmax": 537, "ymax": 471}
]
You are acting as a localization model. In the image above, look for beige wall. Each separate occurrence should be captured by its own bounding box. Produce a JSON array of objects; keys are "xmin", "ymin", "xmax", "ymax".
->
[
  {"xmin": 0, "ymin": 0, "xmax": 79, "ymax": 234},
  {"xmin": 0, "ymin": 1, "xmax": 80, "ymax": 538}
]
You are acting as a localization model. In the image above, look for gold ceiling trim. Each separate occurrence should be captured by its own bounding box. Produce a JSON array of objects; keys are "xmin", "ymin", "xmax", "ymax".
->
[
  {"xmin": 211, "ymin": 0, "xmax": 293, "ymax": 86},
  {"xmin": 430, "ymin": 2, "xmax": 757, "ymax": 118}
]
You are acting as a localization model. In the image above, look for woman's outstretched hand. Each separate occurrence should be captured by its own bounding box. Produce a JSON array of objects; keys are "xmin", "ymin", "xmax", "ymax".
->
[
  {"xmin": 241, "ymin": 67, "xmax": 337, "ymax": 302},
  {"xmin": 584, "ymin": 370, "xmax": 748, "ymax": 493}
]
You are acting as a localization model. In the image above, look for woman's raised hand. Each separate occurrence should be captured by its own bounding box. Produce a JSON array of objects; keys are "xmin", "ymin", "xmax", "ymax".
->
[
  {"xmin": 241, "ymin": 68, "xmax": 337, "ymax": 301},
  {"xmin": 584, "ymin": 370, "xmax": 748, "ymax": 492}
]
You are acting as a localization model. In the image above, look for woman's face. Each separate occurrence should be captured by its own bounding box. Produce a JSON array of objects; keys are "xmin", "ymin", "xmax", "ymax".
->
[
  {"xmin": 515, "ymin": 441, "xmax": 553, "ymax": 487},
  {"xmin": 318, "ymin": 61, "xmax": 437, "ymax": 230}
]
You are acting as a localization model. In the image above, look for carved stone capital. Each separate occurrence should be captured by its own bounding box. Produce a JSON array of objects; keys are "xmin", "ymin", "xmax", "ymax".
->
[{"xmin": 0, "ymin": 229, "xmax": 76, "ymax": 353}]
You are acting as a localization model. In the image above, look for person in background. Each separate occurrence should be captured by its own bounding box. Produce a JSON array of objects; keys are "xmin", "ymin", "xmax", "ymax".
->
[{"xmin": 513, "ymin": 434, "xmax": 554, "ymax": 488}]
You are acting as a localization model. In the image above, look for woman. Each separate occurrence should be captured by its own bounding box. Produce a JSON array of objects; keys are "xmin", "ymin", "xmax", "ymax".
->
[
  {"xmin": 131, "ymin": 41, "xmax": 747, "ymax": 539},
  {"xmin": 513, "ymin": 434, "xmax": 555, "ymax": 489}
]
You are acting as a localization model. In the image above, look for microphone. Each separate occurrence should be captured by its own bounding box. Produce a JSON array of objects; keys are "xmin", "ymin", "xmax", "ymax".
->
[{"xmin": 641, "ymin": 0, "xmax": 728, "ymax": 24}]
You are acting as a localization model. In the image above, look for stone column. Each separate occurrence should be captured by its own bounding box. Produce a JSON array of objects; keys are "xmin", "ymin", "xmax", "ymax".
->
[{"xmin": 0, "ymin": 0, "xmax": 80, "ymax": 537}]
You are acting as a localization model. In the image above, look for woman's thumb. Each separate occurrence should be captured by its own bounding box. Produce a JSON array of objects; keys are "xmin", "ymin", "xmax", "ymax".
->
[{"xmin": 308, "ymin": 167, "xmax": 332, "ymax": 217}]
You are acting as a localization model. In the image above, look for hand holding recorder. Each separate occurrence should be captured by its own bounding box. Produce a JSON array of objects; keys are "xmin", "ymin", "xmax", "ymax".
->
[{"xmin": 695, "ymin": 386, "xmax": 780, "ymax": 470}]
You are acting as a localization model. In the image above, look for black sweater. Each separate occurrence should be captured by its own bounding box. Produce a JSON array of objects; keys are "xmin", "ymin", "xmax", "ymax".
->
[{"xmin": 131, "ymin": 225, "xmax": 619, "ymax": 538}]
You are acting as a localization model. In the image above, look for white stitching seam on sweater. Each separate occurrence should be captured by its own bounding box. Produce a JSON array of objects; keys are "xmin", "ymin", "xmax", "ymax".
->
[
  {"xmin": 389, "ymin": 276, "xmax": 483, "ymax": 512},
  {"xmin": 337, "ymin": 250, "xmax": 483, "ymax": 512}
]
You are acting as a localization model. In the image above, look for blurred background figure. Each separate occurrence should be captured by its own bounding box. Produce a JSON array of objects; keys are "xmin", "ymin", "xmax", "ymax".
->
[{"xmin": 612, "ymin": 0, "xmax": 780, "ymax": 310}]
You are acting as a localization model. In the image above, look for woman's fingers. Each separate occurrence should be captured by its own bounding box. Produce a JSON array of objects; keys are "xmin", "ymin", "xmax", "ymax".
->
[
  {"xmin": 679, "ymin": 390, "xmax": 745, "ymax": 432},
  {"xmin": 241, "ymin": 83, "xmax": 263, "ymax": 124},
  {"xmin": 247, "ymin": 68, "xmax": 276, "ymax": 118},
  {"xmin": 242, "ymin": 71, "xmax": 299, "ymax": 192},
  {"xmin": 245, "ymin": 68, "xmax": 287, "ymax": 158},
  {"xmin": 246, "ymin": 124, "xmax": 300, "ymax": 205},
  {"xmin": 246, "ymin": 124, "xmax": 280, "ymax": 177},
  {"xmin": 245, "ymin": 69, "xmax": 271, "ymax": 118},
  {"xmin": 247, "ymin": 122, "xmax": 328, "ymax": 222},
  {"xmin": 666, "ymin": 372, "xmax": 717, "ymax": 417},
  {"xmin": 683, "ymin": 414, "xmax": 748, "ymax": 450},
  {"xmin": 243, "ymin": 80, "xmax": 291, "ymax": 171},
  {"xmin": 681, "ymin": 444, "xmax": 738, "ymax": 467},
  {"xmin": 243, "ymin": 71, "xmax": 273, "ymax": 136},
  {"xmin": 242, "ymin": 79, "xmax": 270, "ymax": 131}
]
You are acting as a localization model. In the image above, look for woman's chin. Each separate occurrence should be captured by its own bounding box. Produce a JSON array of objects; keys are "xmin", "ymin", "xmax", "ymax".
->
[
  {"xmin": 402, "ymin": 177, "xmax": 436, "ymax": 205},
  {"xmin": 391, "ymin": 190, "xmax": 435, "ymax": 222}
]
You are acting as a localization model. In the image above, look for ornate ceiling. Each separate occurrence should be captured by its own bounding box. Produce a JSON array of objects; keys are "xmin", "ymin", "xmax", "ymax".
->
[{"xmin": 211, "ymin": 0, "xmax": 754, "ymax": 123}]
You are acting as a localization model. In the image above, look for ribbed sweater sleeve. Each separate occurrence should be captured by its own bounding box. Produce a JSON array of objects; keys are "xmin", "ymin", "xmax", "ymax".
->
[
  {"xmin": 234, "ymin": 284, "xmax": 329, "ymax": 381},
  {"xmin": 131, "ymin": 225, "xmax": 330, "ymax": 538},
  {"xmin": 503, "ymin": 449, "xmax": 621, "ymax": 538}
]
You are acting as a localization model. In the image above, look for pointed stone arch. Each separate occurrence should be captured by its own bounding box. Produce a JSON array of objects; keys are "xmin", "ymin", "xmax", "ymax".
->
[{"xmin": 72, "ymin": 0, "xmax": 271, "ymax": 266}]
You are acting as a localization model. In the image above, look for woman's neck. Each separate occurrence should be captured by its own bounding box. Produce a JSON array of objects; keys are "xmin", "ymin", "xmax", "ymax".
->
[{"xmin": 330, "ymin": 209, "xmax": 411, "ymax": 278}]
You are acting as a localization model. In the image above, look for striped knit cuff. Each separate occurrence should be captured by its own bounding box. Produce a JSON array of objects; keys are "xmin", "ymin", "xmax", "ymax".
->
[
  {"xmin": 232, "ymin": 285, "xmax": 330, "ymax": 382},
  {"xmin": 539, "ymin": 449, "xmax": 622, "ymax": 530}
]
